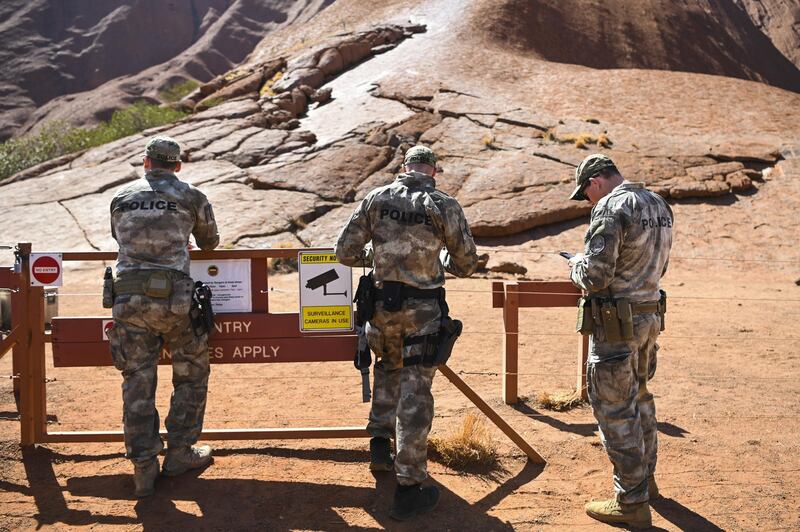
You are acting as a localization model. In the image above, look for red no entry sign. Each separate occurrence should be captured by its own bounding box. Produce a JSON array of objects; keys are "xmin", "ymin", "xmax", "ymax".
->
[{"xmin": 30, "ymin": 253, "xmax": 63, "ymax": 286}]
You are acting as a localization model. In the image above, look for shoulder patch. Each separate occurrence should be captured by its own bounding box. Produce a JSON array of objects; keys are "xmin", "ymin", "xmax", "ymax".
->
[{"xmin": 589, "ymin": 235, "xmax": 606, "ymax": 254}]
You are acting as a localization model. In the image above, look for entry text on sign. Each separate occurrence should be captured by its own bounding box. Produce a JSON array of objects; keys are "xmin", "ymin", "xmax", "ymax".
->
[
  {"xmin": 214, "ymin": 320, "xmax": 251, "ymax": 334},
  {"xmin": 159, "ymin": 344, "xmax": 281, "ymax": 361}
]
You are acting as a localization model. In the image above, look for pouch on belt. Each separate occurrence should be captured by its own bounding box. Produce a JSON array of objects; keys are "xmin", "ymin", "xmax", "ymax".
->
[
  {"xmin": 615, "ymin": 298, "xmax": 634, "ymax": 340},
  {"xmin": 576, "ymin": 296, "xmax": 593, "ymax": 334},
  {"xmin": 600, "ymin": 300, "xmax": 623, "ymax": 342},
  {"xmin": 143, "ymin": 271, "xmax": 172, "ymax": 298}
]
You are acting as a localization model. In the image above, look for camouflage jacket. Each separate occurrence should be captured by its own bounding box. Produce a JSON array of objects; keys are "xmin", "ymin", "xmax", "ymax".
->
[
  {"xmin": 335, "ymin": 171, "xmax": 478, "ymax": 289},
  {"xmin": 570, "ymin": 182, "xmax": 673, "ymax": 302},
  {"xmin": 111, "ymin": 169, "xmax": 219, "ymax": 275}
]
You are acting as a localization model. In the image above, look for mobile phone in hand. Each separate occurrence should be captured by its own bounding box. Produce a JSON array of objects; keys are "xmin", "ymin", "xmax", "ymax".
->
[{"xmin": 559, "ymin": 251, "xmax": 574, "ymax": 260}]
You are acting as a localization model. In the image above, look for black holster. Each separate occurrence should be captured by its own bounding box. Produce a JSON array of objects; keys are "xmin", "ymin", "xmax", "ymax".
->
[
  {"xmin": 425, "ymin": 316, "xmax": 463, "ymax": 367},
  {"xmin": 354, "ymin": 273, "xmax": 375, "ymax": 323},
  {"xmin": 405, "ymin": 289, "xmax": 462, "ymax": 368},
  {"xmin": 189, "ymin": 281, "xmax": 214, "ymax": 337}
]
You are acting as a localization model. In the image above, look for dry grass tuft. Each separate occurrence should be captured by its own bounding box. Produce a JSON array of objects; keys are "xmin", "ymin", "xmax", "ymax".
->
[
  {"xmin": 597, "ymin": 133, "xmax": 612, "ymax": 148},
  {"xmin": 544, "ymin": 130, "xmax": 613, "ymax": 150},
  {"xmin": 260, "ymin": 71, "xmax": 284, "ymax": 98},
  {"xmin": 224, "ymin": 69, "xmax": 245, "ymax": 82},
  {"xmin": 428, "ymin": 412, "xmax": 499, "ymax": 470},
  {"xmin": 558, "ymin": 133, "xmax": 594, "ymax": 149},
  {"xmin": 536, "ymin": 389, "xmax": 586, "ymax": 411}
]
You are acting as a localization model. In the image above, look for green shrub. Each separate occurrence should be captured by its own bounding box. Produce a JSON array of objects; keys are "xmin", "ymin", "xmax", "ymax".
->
[
  {"xmin": 0, "ymin": 102, "xmax": 186, "ymax": 181},
  {"xmin": 199, "ymin": 96, "xmax": 225, "ymax": 109},
  {"xmin": 159, "ymin": 79, "xmax": 200, "ymax": 103}
]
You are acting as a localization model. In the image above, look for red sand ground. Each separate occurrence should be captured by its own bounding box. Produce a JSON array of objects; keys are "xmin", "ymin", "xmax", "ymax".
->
[{"xmin": 1, "ymin": 166, "xmax": 799, "ymax": 531}]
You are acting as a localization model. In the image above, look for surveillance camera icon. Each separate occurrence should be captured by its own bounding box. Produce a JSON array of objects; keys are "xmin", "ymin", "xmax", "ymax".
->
[{"xmin": 305, "ymin": 269, "xmax": 348, "ymax": 297}]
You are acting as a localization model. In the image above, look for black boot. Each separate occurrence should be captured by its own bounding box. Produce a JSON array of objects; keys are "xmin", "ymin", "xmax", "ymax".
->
[
  {"xmin": 369, "ymin": 437, "xmax": 393, "ymax": 472},
  {"xmin": 389, "ymin": 483, "xmax": 440, "ymax": 521}
]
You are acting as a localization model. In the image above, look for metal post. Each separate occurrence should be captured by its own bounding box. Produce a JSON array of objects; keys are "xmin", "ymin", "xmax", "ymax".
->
[
  {"xmin": 15, "ymin": 243, "xmax": 35, "ymax": 445},
  {"xmin": 5, "ymin": 267, "xmax": 23, "ymax": 397},
  {"xmin": 502, "ymin": 283, "xmax": 519, "ymax": 405}
]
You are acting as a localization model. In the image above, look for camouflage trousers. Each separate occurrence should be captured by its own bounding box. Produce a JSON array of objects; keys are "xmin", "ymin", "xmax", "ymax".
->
[
  {"xmin": 588, "ymin": 313, "xmax": 660, "ymax": 504},
  {"xmin": 366, "ymin": 298, "xmax": 441, "ymax": 485},
  {"xmin": 107, "ymin": 274, "xmax": 209, "ymax": 464}
]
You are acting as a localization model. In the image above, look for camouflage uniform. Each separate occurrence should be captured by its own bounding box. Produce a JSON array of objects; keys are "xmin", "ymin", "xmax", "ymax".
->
[
  {"xmin": 570, "ymin": 180, "xmax": 673, "ymax": 505},
  {"xmin": 108, "ymin": 137, "xmax": 219, "ymax": 464},
  {"xmin": 335, "ymin": 162, "xmax": 478, "ymax": 486}
]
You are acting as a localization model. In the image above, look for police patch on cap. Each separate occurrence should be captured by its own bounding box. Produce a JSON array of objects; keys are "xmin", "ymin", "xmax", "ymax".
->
[
  {"xmin": 404, "ymin": 145, "xmax": 437, "ymax": 167},
  {"xmin": 144, "ymin": 136, "xmax": 181, "ymax": 163},
  {"xmin": 569, "ymin": 154, "xmax": 617, "ymax": 201}
]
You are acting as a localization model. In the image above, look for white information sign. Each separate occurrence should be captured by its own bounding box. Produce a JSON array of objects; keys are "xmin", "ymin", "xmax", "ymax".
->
[
  {"xmin": 30, "ymin": 253, "xmax": 63, "ymax": 287},
  {"xmin": 190, "ymin": 259, "xmax": 252, "ymax": 314},
  {"xmin": 298, "ymin": 252, "xmax": 353, "ymax": 332}
]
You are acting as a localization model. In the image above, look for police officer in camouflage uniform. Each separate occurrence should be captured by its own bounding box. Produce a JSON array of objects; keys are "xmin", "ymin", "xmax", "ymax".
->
[
  {"xmin": 335, "ymin": 146, "xmax": 478, "ymax": 521},
  {"xmin": 567, "ymin": 154, "xmax": 673, "ymax": 528},
  {"xmin": 108, "ymin": 136, "xmax": 219, "ymax": 498}
]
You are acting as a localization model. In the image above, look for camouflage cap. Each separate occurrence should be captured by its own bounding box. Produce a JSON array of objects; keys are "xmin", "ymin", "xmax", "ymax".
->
[
  {"xmin": 144, "ymin": 136, "xmax": 181, "ymax": 163},
  {"xmin": 569, "ymin": 154, "xmax": 617, "ymax": 201},
  {"xmin": 403, "ymin": 145, "xmax": 437, "ymax": 167}
]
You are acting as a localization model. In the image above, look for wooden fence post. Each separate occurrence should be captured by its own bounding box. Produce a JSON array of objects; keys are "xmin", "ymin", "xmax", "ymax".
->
[{"xmin": 502, "ymin": 283, "xmax": 519, "ymax": 405}]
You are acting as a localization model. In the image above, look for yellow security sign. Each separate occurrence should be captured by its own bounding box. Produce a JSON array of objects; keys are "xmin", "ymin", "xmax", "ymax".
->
[{"xmin": 298, "ymin": 252, "xmax": 353, "ymax": 332}]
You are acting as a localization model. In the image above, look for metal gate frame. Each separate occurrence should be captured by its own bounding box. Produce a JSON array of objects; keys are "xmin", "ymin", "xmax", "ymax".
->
[{"xmin": 1, "ymin": 243, "xmax": 544, "ymax": 464}]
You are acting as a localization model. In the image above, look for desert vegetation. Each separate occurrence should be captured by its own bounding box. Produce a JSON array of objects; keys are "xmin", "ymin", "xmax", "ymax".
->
[
  {"xmin": 158, "ymin": 79, "xmax": 200, "ymax": 103},
  {"xmin": 0, "ymin": 102, "xmax": 185, "ymax": 181},
  {"xmin": 428, "ymin": 412, "xmax": 500, "ymax": 469}
]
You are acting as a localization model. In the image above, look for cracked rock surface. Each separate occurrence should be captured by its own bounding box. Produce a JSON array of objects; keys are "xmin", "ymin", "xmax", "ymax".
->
[{"xmin": 2, "ymin": 0, "xmax": 799, "ymax": 253}]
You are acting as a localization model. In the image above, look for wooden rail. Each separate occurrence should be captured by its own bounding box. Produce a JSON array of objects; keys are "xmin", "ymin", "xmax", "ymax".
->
[{"xmin": 2, "ymin": 243, "xmax": 545, "ymax": 464}]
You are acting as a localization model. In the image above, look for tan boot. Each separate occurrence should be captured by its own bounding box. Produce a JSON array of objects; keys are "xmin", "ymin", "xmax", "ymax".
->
[
  {"xmin": 162, "ymin": 444, "xmax": 213, "ymax": 477},
  {"xmin": 133, "ymin": 458, "xmax": 159, "ymax": 498},
  {"xmin": 648, "ymin": 476, "xmax": 660, "ymax": 500},
  {"xmin": 585, "ymin": 498, "xmax": 652, "ymax": 529}
]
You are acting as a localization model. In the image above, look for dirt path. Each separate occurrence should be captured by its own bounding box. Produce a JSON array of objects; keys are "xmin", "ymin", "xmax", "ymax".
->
[{"xmin": 1, "ymin": 170, "xmax": 799, "ymax": 530}]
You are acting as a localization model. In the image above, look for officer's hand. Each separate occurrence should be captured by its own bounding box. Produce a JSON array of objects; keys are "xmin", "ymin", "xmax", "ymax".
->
[{"xmin": 361, "ymin": 244, "xmax": 374, "ymax": 266}]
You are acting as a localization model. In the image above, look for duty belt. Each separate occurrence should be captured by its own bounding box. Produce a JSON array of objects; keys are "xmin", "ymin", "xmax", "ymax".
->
[
  {"xmin": 374, "ymin": 286, "xmax": 442, "ymax": 301},
  {"xmin": 631, "ymin": 301, "xmax": 660, "ymax": 314},
  {"xmin": 113, "ymin": 270, "xmax": 185, "ymax": 298},
  {"xmin": 113, "ymin": 275, "xmax": 149, "ymax": 296}
]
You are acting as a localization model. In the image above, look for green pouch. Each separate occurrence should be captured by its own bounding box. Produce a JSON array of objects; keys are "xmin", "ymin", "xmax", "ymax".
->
[
  {"xmin": 576, "ymin": 297, "xmax": 593, "ymax": 334},
  {"xmin": 600, "ymin": 300, "xmax": 623, "ymax": 342},
  {"xmin": 143, "ymin": 271, "xmax": 172, "ymax": 298},
  {"xmin": 616, "ymin": 298, "xmax": 634, "ymax": 340}
]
